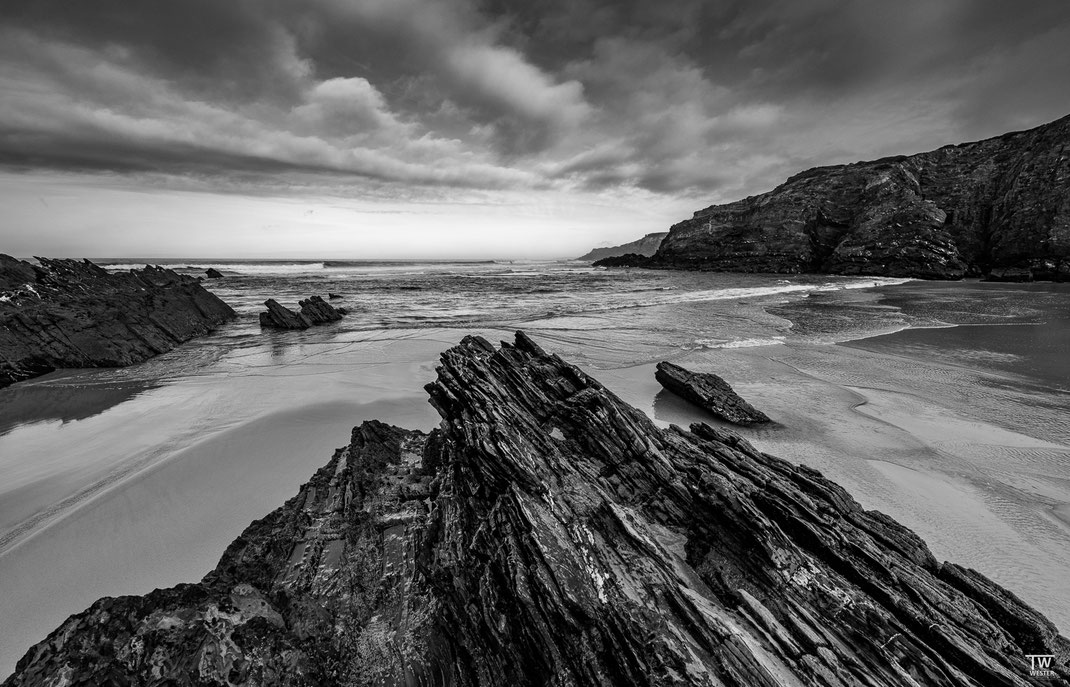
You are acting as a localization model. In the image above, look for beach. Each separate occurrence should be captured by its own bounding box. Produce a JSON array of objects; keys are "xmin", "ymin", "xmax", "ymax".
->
[{"xmin": 1, "ymin": 268, "xmax": 1068, "ymax": 677}]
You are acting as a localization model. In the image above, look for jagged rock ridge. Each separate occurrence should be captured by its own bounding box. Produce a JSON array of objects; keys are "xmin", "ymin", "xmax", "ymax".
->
[
  {"xmin": 598, "ymin": 114, "xmax": 1070, "ymax": 280},
  {"xmin": 0, "ymin": 255, "xmax": 235, "ymax": 388},
  {"xmin": 579, "ymin": 232, "xmax": 668, "ymax": 261},
  {"xmin": 6, "ymin": 333, "xmax": 1068, "ymax": 685}
]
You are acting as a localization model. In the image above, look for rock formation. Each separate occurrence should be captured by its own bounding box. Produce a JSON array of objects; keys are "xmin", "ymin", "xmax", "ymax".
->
[
  {"xmin": 299, "ymin": 295, "xmax": 344, "ymax": 324},
  {"xmin": 259, "ymin": 296, "xmax": 345, "ymax": 330},
  {"xmin": 204, "ymin": 268, "xmax": 224, "ymax": 279},
  {"xmin": 258, "ymin": 299, "xmax": 312, "ymax": 329},
  {"xmin": 7, "ymin": 332, "xmax": 1067, "ymax": 686},
  {"xmin": 0, "ymin": 255, "xmax": 235, "ymax": 388},
  {"xmin": 598, "ymin": 114, "xmax": 1070, "ymax": 280},
  {"xmin": 656, "ymin": 361, "xmax": 771, "ymax": 425},
  {"xmin": 328, "ymin": 292, "xmax": 342, "ymax": 300},
  {"xmin": 579, "ymin": 232, "xmax": 668, "ymax": 261}
]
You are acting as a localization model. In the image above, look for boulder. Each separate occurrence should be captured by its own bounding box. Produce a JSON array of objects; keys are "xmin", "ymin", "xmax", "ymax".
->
[
  {"xmin": 6, "ymin": 333, "xmax": 1067, "ymax": 686},
  {"xmin": 328, "ymin": 292, "xmax": 342, "ymax": 300},
  {"xmin": 655, "ymin": 361, "xmax": 771, "ymax": 425},
  {"xmin": 204, "ymin": 268, "xmax": 224, "ymax": 279},
  {"xmin": 258, "ymin": 299, "xmax": 311, "ymax": 329},
  {"xmin": 298, "ymin": 295, "xmax": 343, "ymax": 324}
]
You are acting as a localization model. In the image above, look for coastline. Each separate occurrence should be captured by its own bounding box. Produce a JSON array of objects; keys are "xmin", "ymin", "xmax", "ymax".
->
[{"xmin": 1, "ymin": 277, "xmax": 1068, "ymax": 678}]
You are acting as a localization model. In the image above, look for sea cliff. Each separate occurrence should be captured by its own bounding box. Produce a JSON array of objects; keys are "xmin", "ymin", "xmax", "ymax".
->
[
  {"xmin": 6, "ymin": 333, "xmax": 1066, "ymax": 686},
  {"xmin": 578, "ymin": 232, "xmax": 668, "ymax": 261},
  {"xmin": 597, "ymin": 114, "xmax": 1070, "ymax": 280}
]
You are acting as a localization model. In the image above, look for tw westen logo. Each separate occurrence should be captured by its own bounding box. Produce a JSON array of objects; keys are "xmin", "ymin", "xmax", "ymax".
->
[{"xmin": 1026, "ymin": 654, "xmax": 1056, "ymax": 678}]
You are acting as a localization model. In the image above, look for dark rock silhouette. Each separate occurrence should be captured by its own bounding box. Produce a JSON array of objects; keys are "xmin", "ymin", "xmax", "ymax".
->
[
  {"xmin": 655, "ymin": 361, "xmax": 771, "ymax": 425},
  {"xmin": 328, "ymin": 292, "xmax": 342, "ymax": 300},
  {"xmin": 204, "ymin": 268, "xmax": 224, "ymax": 279},
  {"xmin": 299, "ymin": 295, "xmax": 343, "ymax": 324},
  {"xmin": 0, "ymin": 255, "xmax": 235, "ymax": 388},
  {"xmin": 599, "ymin": 114, "xmax": 1070, "ymax": 280},
  {"xmin": 258, "ymin": 299, "xmax": 312, "ymax": 329},
  {"xmin": 6, "ymin": 333, "xmax": 1067, "ymax": 685},
  {"xmin": 259, "ymin": 296, "xmax": 345, "ymax": 329},
  {"xmin": 579, "ymin": 232, "xmax": 668, "ymax": 261}
]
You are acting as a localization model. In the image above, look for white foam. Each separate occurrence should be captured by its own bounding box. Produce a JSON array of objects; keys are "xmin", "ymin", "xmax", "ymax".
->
[
  {"xmin": 98, "ymin": 262, "xmax": 327, "ymax": 275},
  {"xmin": 694, "ymin": 336, "xmax": 787, "ymax": 349}
]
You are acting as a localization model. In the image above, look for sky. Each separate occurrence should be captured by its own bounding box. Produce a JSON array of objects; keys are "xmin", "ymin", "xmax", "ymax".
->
[{"xmin": 2, "ymin": 0, "xmax": 1069, "ymax": 259}]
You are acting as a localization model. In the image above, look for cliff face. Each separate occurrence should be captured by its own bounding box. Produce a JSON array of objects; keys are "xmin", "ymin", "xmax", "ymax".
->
[
  {"xmin": 600, "ymin": 114, "xmax": 1070, "ymax": 280},
  {"xmin": 578, "ymin": 232, "xmax": 668, "ymax": 261},
  {"xmin": 7, "ymin": 333, "xmax": 1067, "ymax": 686},
  {"xmin": 0, "ymin": 256, "xmax": 236, "ymax": 388}
]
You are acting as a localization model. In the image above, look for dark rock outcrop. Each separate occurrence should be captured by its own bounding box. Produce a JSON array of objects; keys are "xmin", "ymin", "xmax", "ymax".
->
[
  {"xmin": 656, "ymin": 361, "xmax": 771, "ymax": 425},
  {"xmin": 579, "ymin": 232, "xmax": 668, "ymax": 261},
  {"xmin": 258, "ymin": 299, "xmax": 312, "ymax": 329},
  {"xmin": 6, "ymin": 333, "xmax": 1068, "ymax": 686},
  {"xmin": 327, "ymin": 292, "xmax": 342, "ymax": 300},
  {"xmin": 299, "ymin": 295, "xmax": 343, "ymax": 324},
  {"xmin": 204, "ymin": 268, "xmax": 224, "ymax": 279},
  {"xmin": 592, "ymin": 252, "xmax": 652, "ymax": 268},
  {"xmin": 259, "ymin": 296, "xmax": 345, "ymax": 330},
  {"xmin": 0, "ymin": 255, "xmax": 235, "ymax": 388},
  {"xmin": 600, "ymin": 114, "xmax": 1070, "ymax": 280}
]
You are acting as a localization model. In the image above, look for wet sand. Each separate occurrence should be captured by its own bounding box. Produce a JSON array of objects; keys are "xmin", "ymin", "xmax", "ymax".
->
[
  {"xmin": 618, "ymin": 333, "xmax": 1070, "ymax": 635},
  {"xmin": 2, "ymin": 317, "xmax": 1069, "ymax": 676},
  {"xmin": 0, "ymin": 331, "xmax": 448, "ymax": 676}
]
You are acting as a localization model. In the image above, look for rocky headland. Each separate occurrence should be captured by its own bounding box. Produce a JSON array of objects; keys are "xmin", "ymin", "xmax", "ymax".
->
[
  {"xmin": 578, "ymin": 232, "xmax": 668, "ymax": 261},
  {"xmin": 597, "ymin": 114, "xmax": 1070, "ymax": 280},
  {"xmin": 6, "ymin": 332, "xmax": 1066, "ymax": 686},
  {"xmin": 0, "ymin": 255, "xmax": 235, "ymax": 388}
]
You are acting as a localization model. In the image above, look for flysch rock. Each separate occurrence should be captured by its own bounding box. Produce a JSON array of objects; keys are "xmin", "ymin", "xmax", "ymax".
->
[
  {"xmin": 655, "ymin": 361, "xmax": 771, "ymax": 425},
  {"xmin": 598, "ymin": 113, "xmax": 1070, "ymax": 280},
  {"xmin": 298, "ymin": 295, "xmax": 344, "ymax": 324},
  {"xmin": 6, "ymin": 332, "xmax": 1068, "ymax": 686},
  {"xmin": 259, "ymin": 299, "xmax": 313, "ymax": 329},
  {"xmin": 259, "ymin": 296, "xmax": 344, "ymax": 329},
  {"xmin": 0, "ymin": 255, "xmax": 235, "ymax": 388}
]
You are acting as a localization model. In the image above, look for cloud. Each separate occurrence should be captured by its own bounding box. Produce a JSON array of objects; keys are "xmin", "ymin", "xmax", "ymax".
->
[{"xmin": 0, "ymin": 0, "xmax": 1068, "ymax": 205}]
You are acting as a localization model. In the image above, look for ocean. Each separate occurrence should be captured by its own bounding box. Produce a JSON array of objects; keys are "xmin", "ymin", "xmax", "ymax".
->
[{"xmin": 1, "ymin": 260, "xmax": 1068, "ymax": 677}]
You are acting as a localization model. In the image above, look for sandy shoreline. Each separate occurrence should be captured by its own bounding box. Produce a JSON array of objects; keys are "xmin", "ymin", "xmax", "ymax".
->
[{"xmin": 1, "ymin": 318, "xmax": 1069, "ymax": 677}]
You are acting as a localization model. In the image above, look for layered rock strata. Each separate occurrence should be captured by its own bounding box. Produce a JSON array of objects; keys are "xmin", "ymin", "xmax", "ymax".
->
[
  {"xmin": 656, "ymin": 361, "xmax": 771, "ymax": 425},
  {"xmin": 598, "ymin": 114, "xmax": 1070, "ymax": 280},
  {"xmin": 259, "ymin": 299, "xmax": 311, "ymax": 329},
  {"xmin": 299, "ymin": 295, "xmax": 344, "ymax": 324},
  {"xmin": 259, "ymin": 296, "xmax": 345, "ymax": 330},
  {"xmin": 0, "ymin": 255, "xmax": 235, "ymax": 388},
  {"xmin": 6, "ymin": 333, "xmax": 1068, "ymax": 686}
]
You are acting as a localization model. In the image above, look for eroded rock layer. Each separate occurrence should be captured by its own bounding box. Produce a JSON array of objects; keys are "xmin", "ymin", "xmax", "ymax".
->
[
  {"xmin": 598, "ymin": 114, "xmax": 1070, "ymax": 279},
  {"xmin": 0, "ymin": 255, "xmax": 235, "ymax": 388},
  {"xmin": 6, "ymin": 333, "xmax": 1068, "ymax": 686},
  {"xmin": 655, "ymin": 361, "xmax": 771, "ymax": 425}
]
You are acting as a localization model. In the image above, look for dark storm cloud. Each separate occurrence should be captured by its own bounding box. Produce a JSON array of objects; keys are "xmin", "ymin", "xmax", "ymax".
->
[{"xmin": 1, "ymin": 0, "xmax": 1068, "ymax": 200}]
